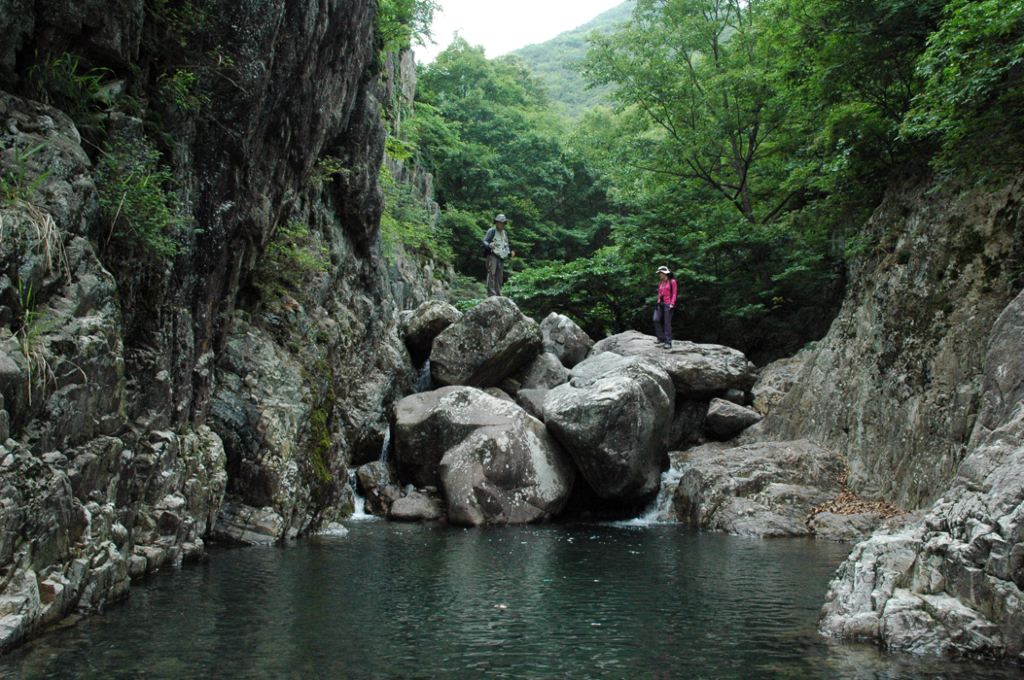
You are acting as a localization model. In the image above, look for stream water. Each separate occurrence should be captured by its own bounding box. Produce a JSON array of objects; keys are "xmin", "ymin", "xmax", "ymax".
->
[{"xmin": 2, "ymin": 521, "xmax": 1023, "ymax": 680}]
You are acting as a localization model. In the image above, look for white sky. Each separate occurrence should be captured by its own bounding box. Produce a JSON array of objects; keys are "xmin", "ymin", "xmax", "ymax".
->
[{"xmin": 414, "ymin": 0, "xmax": 626, "ymax": 64}]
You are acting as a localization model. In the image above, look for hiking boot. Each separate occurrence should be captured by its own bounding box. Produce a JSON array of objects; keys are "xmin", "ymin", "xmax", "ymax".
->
[{"xmin": 663, "ymin": 342, "xmax": 672, "ymax": 349}]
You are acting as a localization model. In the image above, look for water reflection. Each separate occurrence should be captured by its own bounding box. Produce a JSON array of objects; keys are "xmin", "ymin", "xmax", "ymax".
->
[{"xmin": 1, "ymin": 523, "xmax": 1022, "ymax": 680}]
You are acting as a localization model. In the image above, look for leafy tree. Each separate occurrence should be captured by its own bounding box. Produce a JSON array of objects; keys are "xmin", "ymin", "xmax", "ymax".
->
[
  {"xmin": 413, "ymin": 38, "xmax": 616, "ymax": 279},
  {"xmin": 904, "ymin": 0, "xmax": 1024, "ymax": 172}
]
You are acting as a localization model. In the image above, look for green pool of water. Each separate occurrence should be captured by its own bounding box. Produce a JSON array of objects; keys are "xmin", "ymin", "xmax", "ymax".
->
[{"xmin": 2, "ymin": 521, "xmax": 1022, "ymax": 679}]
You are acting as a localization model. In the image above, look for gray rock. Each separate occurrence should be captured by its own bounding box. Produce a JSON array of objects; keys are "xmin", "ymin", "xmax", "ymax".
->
[
  {"xmin": 439, "ymin": 419, "xmax": 575, "ymax": 528},
  {"xmin": 210, "ymin": 504, "xmax": 285, "ymax": 545},
  {"xmin": 590, "ymin": 331, "xmax": 758, "ymax": 397},
  {"xmin": 666, "ymin": 440, "xmax": 845, "ymax": 537},
  {"xmin": 516, "ymin": 352, "xmax": 569, "ymax": 390},
  {"xmin": 706, "ymin": 398, "xmax": 763, "ymax": 440},
  {"xmin": 751, "ymin": 386, "xmax": 786, "ymax": 417},
  {"xmin": 808, "ymin": 512, "xmax": 879, "ymax": 542},
  {"xmin": 539, "ymin": 312, "xmax": 593, "ymax": 368},
  {"xmin": 723, "ymin": 389, "xmax": 747, "ymax": 406},
  {"xmin": 388, "ymin": 491, "xmax": 445, "ymax": 522},
  {"xmin": 430, "ymin": 296, "xmax": 542, "ymax": 388},
  {"xmin": 356, "ymin": 461, "xmax": 398, "ymax": 516},
  {"xmin": 514, "ymin": 388, "xmax": 547, "ymax": 421},
  {"xmin": 392, "ymin": 387, "xmax": 575, "ymax": 525},
  {"xmin": 402, "ymin": 300, "xmax": 462, "ymax": 362},
  {"xmin": 750, "ymin": 349, "xmax": 813, "ymax": 416},
  {"xmin": 819, "ymin": 289, "xmax": 1024, "ymax": 657},
  {"xmin": 544, "ymin": 354, "xmax": 674, "ymax": 501},
  {"xmin": 483, "ymin": 387, "xmax": 514, "ymax": 402},
  {"xmin": 669, "ymin": 399, "xmax": 709, "ymax": 451}
]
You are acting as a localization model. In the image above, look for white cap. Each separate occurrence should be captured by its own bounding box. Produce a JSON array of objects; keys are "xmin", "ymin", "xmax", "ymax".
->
[{"xmin": 495, "ymin": 214, "xmax": 507, "ymax": 223}]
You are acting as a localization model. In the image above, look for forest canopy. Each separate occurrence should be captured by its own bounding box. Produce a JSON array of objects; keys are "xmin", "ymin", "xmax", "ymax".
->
[{"xmin": 405, "ymin": 0, "xmax": 1024, "ymax": 363}]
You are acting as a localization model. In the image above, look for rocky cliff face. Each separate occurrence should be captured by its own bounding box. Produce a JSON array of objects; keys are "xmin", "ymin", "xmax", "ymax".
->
[
  {"xmin": 763, "ymin": 171, "xmax": 1024, "ymax": 658},
  {"xmin": 767, "ymin": 173, "xmax": 1024, "ymax": 510},
  {"xmin": 0, "ymin": 0, "xmax": 443, "ymax": 650}
]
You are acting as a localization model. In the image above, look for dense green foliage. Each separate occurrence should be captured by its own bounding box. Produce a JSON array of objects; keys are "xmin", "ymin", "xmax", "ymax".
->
[
  {"xmin": 413, "ymin": 39, "xmax": 619, "ymax": 280},
  {"xmin": 409, "ymin": 0, "xmax": 1023, "ymax": 360},
  {"xmin": 96, "ymin": 140, "xmax": 185, "ymax": 262},
  {"xmin": 905, "ymin": 0, "xmax": 1024, "ymax": 170},
  {"xmin": 513, "ymin": 2, "xmax": 633, "ymax": 117},
  {"xmin": 377, "ymin": 0, "xmax": 439, "ymax": 53}
]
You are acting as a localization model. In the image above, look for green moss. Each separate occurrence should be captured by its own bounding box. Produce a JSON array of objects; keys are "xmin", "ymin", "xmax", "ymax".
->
[
  {"xmin": 253, "ymin": 220, "xmax": 330, "ymax": 306},
  {"xmin": 308, "ymin": 407, "xmax": 333, "ymax": 485}
]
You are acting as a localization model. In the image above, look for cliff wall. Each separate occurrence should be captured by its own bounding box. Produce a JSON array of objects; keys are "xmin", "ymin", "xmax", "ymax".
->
[
  {"xmin": 767, "ymin": 172, "xmax": 1024, "ymax": 510},
  {"xmin": 0, "ymin": 0, "xmax": 442, "ymax": 650},
  {"xmin": 763, "ymin": 170, "xmax": 1024, "ymax": 658}
]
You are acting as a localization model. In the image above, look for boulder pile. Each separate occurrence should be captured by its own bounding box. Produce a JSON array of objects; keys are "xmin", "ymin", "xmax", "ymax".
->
[{"xmin": 384, "ymin": 298, "xmax": 769, "ymax": 526}]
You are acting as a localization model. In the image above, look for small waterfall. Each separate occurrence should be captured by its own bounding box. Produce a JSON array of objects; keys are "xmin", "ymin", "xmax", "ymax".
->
[
  {"xmin": 415, "ymin": 359, "xmax": 433, "ymax": 393},
  {"xmin": 347, "ymin": 467, "xmax": 374, "ymax": 521},
  {"xmin": 615, "ymin": 468, "xmax": 683, "ymax": 526},
  {"xmin": 346, "ymin": 357, "xmax": 429, "ymax": 522}
]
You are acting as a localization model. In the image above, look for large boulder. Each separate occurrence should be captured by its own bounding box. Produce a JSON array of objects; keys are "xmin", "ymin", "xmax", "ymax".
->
[
  {"xmin": 388, "ymin": 490, "xmax": 445, "ymax": 522},
  {"xmin": 590, "ymin": 331, "xmax": 757, "ymax": 397},
  {"xmin": 665, "ymin": 440, "xmax": 845, "ymax": 537},
  {"xmin": 544, "ymin": 354, "xmax": 674, "ymax": 502},
  {"xmin": 430, "ymin": 297, "xmax": 542, "ymax": 388},
  {"xmin": 515, "ymin": 352, "xmax": 569, "ymax": 390},
  {"xmin": 540, "ymin": 312, "xmax": 593, "ymax": 368},
  {"xmin": 402, "ymin": 300, "xmax": 462, "ymax": 363},
  {"xmin": 392, "ymin": 387, "xmax": 575, "ymax": 525},
  {"xmin": 706, "ymin": 398, "xmax": 763, "ymax": 440}
]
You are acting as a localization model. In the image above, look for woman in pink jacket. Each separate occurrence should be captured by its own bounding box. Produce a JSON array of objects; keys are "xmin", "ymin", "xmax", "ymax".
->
[{"xmin": 654, "ymin": 265, "xmax": 677, "ymax": 349}]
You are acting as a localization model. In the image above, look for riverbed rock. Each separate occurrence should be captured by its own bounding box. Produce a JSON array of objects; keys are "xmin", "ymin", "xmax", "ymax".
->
[
  {"xmin": 540, "ymin": 312, "xmax": 593, "ymax": 368},
  {"xmin": 515, "ymin": 352, "xmax": 569, "ymax": 390},
  {"xmin": 669, "ymin": 399, "xmax": 710, "ymax": 451},
  {"xmin": 402, "ymin": 300, "xmax": 462, "ymax": 363},
  {"xmin": 808, "ymin": 512, "xmax": 880, "ymax": 543},
  {"xmin": 356, "ymin": 461, "xmax": 400, "ymax": 516},
  {"xmin": 515, "ymin": 388, "xmax": 547, "ymax": 421},
  {"xmin": 666, "ymin": 440, "xmax": 845, "ymax": 537},
  {"xmin": 388, "ymin": 490, "xmax": 445, "ymax": 522},
  {"xmin": 706, "ymin": 398, "xmax": 763, "ymax": 440},
  {"xmin": 544, "ymin": 353, "xmax": 674, "ymax": 502},
  {"xmin": 210, "ymin": 504, "xmax": 285, "ymax": 545},
  {"xmin": 752, "ymin": 349, "xmax": 813, "ymax": 415},
  {"xmin": 430, "ymin": 297, "xmax": 543, "ymax": 388},
  {"xmin": 392, "ymin": 386, "xmax": 575, "ymax": 525},
  {"xmin": 590, "ymin": 331, "xmax": 757, "ymax": 398}
]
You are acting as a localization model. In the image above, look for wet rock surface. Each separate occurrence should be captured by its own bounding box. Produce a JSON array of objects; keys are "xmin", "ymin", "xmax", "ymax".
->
[
  {"xmin": 544, "ymin": 354, "xmax": 674, "ymax": 502},
  {"xmin": 819, "ymin": 287, "xmax": 1024, "ymax": 658},
  {"xmin": 665, "ymin": 440, "xmax": 845, "ymax": 537},
  {"xmin": 430, "ymin": 297, "xmax": 543, "ymax": 388},
  {"xmin": 590, "ymin": 331, "xmax": 758, "ymax": 398},
  {"xmin": 0, "ymin": 0, "xmax": 443, "ymax": 651},
  {"xmin": 392, "ymin": 386, "xmax": 575, "ymax": 525}
]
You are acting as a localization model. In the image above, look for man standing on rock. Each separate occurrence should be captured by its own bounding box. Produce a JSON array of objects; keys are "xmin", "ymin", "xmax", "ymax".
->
[{"xmin": 483, "ymin": 213, "xmax": 515, "ymax": 297}]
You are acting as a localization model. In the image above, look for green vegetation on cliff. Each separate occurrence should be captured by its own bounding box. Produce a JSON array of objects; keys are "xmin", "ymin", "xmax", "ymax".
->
[{"xmin": 413, "ymin": 0, "xmax": 1024, "ymax": 361}]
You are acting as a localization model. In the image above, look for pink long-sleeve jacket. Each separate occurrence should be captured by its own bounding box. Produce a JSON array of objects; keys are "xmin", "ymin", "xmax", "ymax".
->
[{"xmin": 658, "ymin": 279, "xmax": 677, "ymax": 307}]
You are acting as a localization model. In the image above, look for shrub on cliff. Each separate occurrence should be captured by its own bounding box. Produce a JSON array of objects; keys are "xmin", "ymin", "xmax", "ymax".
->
[{"xmin": 96, "ymin": 140, "xmax": 184, "ymax": 262}]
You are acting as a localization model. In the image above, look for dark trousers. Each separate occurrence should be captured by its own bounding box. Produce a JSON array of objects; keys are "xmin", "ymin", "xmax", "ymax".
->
[
  {"xmin": 486, "ymin": 254, "xmax": 504, "ymax": 297},
  {"xmin": 653, "ymin": 303, "xmax": 673, "ymax": 343}
]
